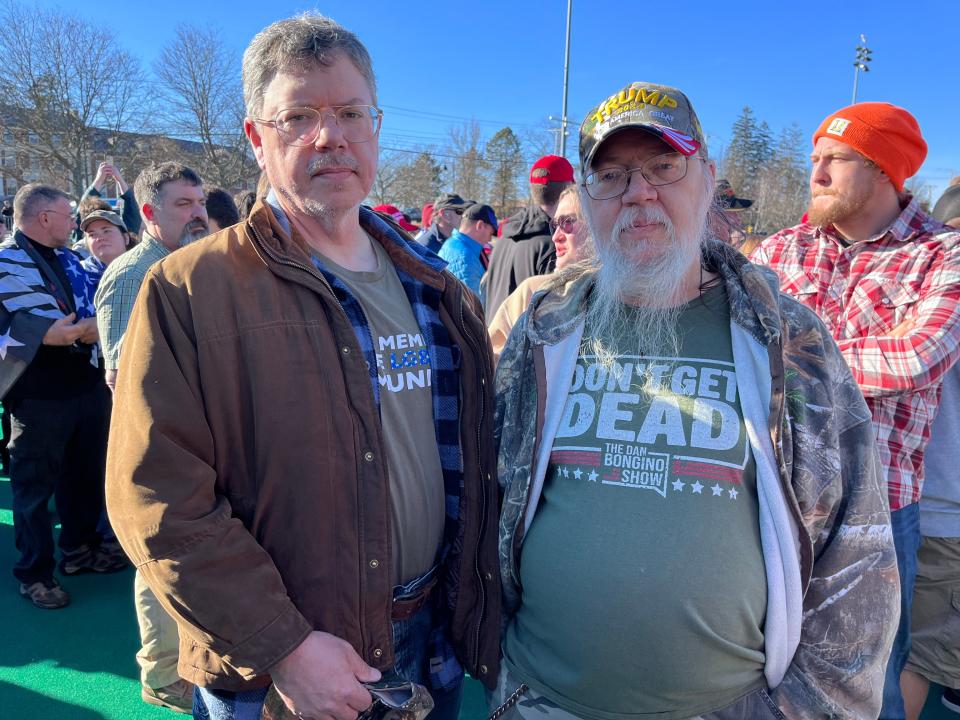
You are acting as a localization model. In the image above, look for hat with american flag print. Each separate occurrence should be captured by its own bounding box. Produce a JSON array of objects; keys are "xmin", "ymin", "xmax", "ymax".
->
[{"xmin": 579, "ymin": 81, "xmax": 707, "ymax": 175}]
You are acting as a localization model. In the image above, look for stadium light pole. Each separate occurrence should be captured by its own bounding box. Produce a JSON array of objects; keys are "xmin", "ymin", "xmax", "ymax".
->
[
  {"xmin": 559, "ymin": 0, "xmax": 573, "ymax": 157},
  {"xmin": 852, "ymin": 34, "xmax": 872, "ymax": 104}
]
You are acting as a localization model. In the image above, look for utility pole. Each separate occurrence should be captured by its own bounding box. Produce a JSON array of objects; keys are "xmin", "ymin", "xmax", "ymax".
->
[
  {"xmin": 559, "ymin": 0, "xmax": 572, "ymax": 157},
  {"xmin": 852, "ymin": 34, "xmax": 872, "ymax": 104}
]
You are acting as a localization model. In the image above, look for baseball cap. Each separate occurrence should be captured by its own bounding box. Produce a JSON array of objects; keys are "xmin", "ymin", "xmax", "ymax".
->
[
  {"xmin": 715, "ymin": 179, "xmax": 753, "ymax": 211},
  {"xmin": 80, "ymin": 209, "xmax": 127, "ymax": 233},
  {"xmin": 462, "ymin": 203, "xmax": 498, "ymax": 234},
  {"xmin": 372, "ymin": 204, "xmax": 419, "ymax": 233},
  {"xmin": 579, "ymin": 81, "xmax": 707, "ymax": 174},
  {"xmin": 530, "ymin": 155, "xmax": 575, "ymax": 185},
  {"xmin": 433, "ymin": 192, "xmax": 470, "ymax": 212}
]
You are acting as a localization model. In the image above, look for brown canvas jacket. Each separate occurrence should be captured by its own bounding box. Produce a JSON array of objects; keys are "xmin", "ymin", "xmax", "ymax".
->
[{"xmin": 105, "ymin": 200, "xmax": 501, "ymax": 690}]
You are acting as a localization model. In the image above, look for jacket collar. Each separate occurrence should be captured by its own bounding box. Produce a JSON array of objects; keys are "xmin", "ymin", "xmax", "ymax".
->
[{"xmin": 254, "ymin": 192, "xmax": 449, "ymax": 291}]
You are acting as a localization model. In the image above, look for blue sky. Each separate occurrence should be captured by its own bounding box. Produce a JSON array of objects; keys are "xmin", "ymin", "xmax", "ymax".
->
[{"xmin": 43, "ymin": 0, "xmax": 960, "ymax": 200}]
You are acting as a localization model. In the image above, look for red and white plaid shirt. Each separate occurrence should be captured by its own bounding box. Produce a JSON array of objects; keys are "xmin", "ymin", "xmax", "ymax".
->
[{"xmin": 752, "ymin": 198, "xmax": 960, "ymax": 510}]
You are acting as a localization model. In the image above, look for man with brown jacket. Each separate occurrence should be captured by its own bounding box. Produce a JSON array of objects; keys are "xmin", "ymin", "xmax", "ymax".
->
[{"xmin": 105, "ymin": 13, "xmax": 500, "ymax": 720}]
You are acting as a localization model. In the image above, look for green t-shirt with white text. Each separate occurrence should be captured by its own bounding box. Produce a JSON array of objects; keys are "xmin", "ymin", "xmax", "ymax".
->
[{"xmin": 504, "ymin": 283, "xmax": 767, "ymax": 720}]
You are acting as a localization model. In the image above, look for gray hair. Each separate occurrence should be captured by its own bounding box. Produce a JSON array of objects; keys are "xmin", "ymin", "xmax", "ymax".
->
[
  {"xmin": 134, "ymin": 162, "xmax": 202, "ymax": 214},
  {"xmin": 13, "ymin": 183, "xmax": 71, "ymax": 224},
  {"xmin": 242, "ymin": 13, "xmax": 377, "ymax": 120}
]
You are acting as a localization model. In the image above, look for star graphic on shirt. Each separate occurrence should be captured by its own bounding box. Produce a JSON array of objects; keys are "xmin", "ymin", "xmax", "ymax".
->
[
  {"xmin": 691, "ymin": 481, "xmax": 703, "ymax": 494},
  {"xmin": 711, "ymin": 483, "xmax": 724, "ymax": 496},
  {"xmin": 573, "ymin": 468, "xmax": 583, "ymax": 480},
  {"xmin": 561, "ymin": 466, "xmax": 569, "ymax": 478},
  {"xmin": 0, "ymin": 329, "xmax": 25, "ymax": 360},
  {"xmin": 587, "ymin": 469, "xmax": 599, "ymax": 482},
  {"xmin": 728, "ymin": 487, "xmax": 739, "ymax": 499},
  {"xmin": 671, "ymin": 479, "xmax": 685, "ymax": 492}
]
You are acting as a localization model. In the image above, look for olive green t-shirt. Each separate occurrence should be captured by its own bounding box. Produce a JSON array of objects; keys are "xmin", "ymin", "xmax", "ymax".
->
[
  {"xmin": 503, "ymin": 283, "xmax": 767, "ymax": 720},
  {"xmin": 315, "ymin": 238, "xmax": 444, "ymax": 586}
]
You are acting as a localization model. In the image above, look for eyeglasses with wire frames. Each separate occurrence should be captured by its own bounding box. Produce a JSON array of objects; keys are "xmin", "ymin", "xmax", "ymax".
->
[
  {"xmin": 582, "ymin": 152, "xmax": 705, "ymax": 200},
  {"xmin": 252, "ymin": 105, "xmax": 383, "ymax": 146},
  {"xmin": 40, "ymin": 208, "xmax": 74, "ymax": 222},
  {"xmin": 549, "ymin": 214, "xmax": 580, "ymax": 233}
]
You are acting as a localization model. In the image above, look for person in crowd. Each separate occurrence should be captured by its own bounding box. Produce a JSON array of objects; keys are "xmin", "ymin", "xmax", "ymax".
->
[
  {"xmin": 416, "ymin": 192, "xmax": 470, "ymax": 253},
  {"xmin": 932, "ymin": 184, "xmax": 960, "ymax": 228},
  {"xmin": 0, "ymin": 184, "xmax": 125, "ymax": 610},
  {"xmin": 205, "ymin": 186, "xmax": 241, "ymax": 232},
  {"xmin": 80, "ymin": 210, "xmax": 133, "ymax": 272},
  {"xmin": 71, "ymin": 196, "xmax": 115, "ymax": 257},
  {"xmin": 900, "ymin": 353, "xmax": 960, "ymax": 719},
  {"xmin": 437, "ymin": 203, "xmax": 497, "ymax": 298},
  {"xmin": 105, "ymin": 13, "xmax": 499, "ymax": 720},
  {"xmin": 493, "ymin": 81, "xmax": 897, "ymax": 720},
  {"xmin": 372, "ymin": 203, "xmax": 419, "ymax": 234},
  {"xmin": 711, "ymin": 178, "xmax": 752, "ymax": 247},
  {"xmin": 94, "ymin": 162, "xmax": 208, "ymax": 713},
  {"xmin": 414, "ymin": 202, "xmax": 434, "ymax": 241},
  {"xmin": 752, "ymin": 102, "xmax": 960, "ymax": 720},
  {"xmin": 483, "ymin": 155, "xmax": 574, "ymax": 317},
  {"xmin": 488, "ymin": 186, "xmax": 592, "ymax": 362},
  {"xmin": 76, "ymin": 161, "xmax": 142, "ymax": 238}
]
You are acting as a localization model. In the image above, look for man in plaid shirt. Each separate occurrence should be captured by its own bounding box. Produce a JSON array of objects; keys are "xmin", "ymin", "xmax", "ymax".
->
[
  {"xmin": 752, "ymin": 102, "xmax": 960, "ymax": 720},
  {"xmin": 93, "ymin": 161, "xmax": 209, "ymax": 714}
]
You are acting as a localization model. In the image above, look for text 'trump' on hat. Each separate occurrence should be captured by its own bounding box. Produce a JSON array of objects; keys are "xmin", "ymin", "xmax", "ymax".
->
[{"xmin": 579, "ymin": 81, "xmax": 707, "ymax": 175}]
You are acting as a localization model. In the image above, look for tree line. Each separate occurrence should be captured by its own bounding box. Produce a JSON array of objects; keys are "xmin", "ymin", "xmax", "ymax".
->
[{"xmin": 17, "ymin": 2, "xmax": 934, "ymax": 232}]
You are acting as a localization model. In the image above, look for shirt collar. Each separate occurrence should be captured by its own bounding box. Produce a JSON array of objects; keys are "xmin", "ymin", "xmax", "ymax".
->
[{"xmin": 140, "ymin": 231, "xmax": 171, "ymax": 256}]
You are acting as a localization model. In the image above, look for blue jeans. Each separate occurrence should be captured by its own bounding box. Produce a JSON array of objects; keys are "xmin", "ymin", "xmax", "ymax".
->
[
  {"xmin": 195, "ymin": 568, "xmax": 463, "ymax": 720},
  {"xmin": 879, "ymin": 503, "xmax": 921, "ymax": 720}
]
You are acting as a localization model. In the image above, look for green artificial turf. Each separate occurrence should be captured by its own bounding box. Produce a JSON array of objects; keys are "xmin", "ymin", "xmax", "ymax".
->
[
  {"xmin": 0, "ymin": 473, "xmax": 952, "ymax": 719},
  {"xmin": 0, "ymin": 474, "xmax": 488, "ymax": 719}
]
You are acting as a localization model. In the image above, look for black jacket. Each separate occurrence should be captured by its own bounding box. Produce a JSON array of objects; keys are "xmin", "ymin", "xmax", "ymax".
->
[{"xmin": 481, "ymin": 205, "xmax": 554, "ymax": 317}]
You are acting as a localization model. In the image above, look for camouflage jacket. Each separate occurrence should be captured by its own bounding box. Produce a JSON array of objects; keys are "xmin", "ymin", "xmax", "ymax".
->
[{"xmin": 494, "ymin": 241, "xmax": 898, "ymax": 719}]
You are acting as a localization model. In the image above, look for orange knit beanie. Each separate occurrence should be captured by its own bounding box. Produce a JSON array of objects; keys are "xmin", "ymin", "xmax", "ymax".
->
[{"xmin": 813, "ymin": 102, "xmax": 927, "ymax": 192}]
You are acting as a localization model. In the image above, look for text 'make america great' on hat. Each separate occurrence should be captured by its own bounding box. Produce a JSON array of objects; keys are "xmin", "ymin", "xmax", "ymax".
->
[{"xmin": 579, "ymin": 81, "xmax": 707, "ymax": 175}]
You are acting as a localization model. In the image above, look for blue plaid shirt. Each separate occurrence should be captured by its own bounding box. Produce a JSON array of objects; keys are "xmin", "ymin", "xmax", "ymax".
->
[{"xmin": 267, "ymin": 196, "xmax": 465, "ymax": 690}]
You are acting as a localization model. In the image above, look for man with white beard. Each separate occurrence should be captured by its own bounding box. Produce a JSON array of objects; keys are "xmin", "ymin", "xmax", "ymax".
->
[{"xmin": 492, "ymin": 82, "xmax": 898, "ymax": 720}]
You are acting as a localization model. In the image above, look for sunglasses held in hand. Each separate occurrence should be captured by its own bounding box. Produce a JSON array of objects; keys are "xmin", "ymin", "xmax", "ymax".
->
[{"xmin": 261, "ymin": 680, "xmax": 434, "ymax": 720}]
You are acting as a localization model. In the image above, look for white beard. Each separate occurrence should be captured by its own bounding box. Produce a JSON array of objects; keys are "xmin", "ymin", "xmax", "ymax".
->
[{"xmin": 581, "ymin": 181, "xmax": 711, "ymax": 370}]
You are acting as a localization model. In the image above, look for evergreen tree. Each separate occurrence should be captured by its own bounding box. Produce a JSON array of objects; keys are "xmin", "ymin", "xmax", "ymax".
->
[{"xmin": 485, "ymin": 127, "xmax": 523, "ymax": 216}]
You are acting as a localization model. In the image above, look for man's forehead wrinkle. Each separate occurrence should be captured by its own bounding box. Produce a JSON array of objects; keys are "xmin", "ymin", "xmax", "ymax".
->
[{"xmin": 592, "ymin": 133, "xmax": 671, "ymax": 167}]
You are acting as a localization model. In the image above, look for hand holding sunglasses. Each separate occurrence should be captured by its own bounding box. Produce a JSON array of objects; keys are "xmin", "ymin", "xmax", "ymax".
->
[{"xmin": 262, "ymin": 680, "xmax": 434, "ymax": 720}]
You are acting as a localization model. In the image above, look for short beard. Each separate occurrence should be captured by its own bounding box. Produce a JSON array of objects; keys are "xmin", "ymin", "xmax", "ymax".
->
[
  {"xmin": 178, "ymin": 222, "xmax": 209, "ymax": 248},
  {"xmin": 581, "ymin": 178, "xmax": 711, "ymax": 370},
  {"xmin": 806, "ymin": 185, "xmax": 871, "ymax": 227},
  {"xmin": 280, "ymin": 153, "xmax": 361, "ymax": 221}
]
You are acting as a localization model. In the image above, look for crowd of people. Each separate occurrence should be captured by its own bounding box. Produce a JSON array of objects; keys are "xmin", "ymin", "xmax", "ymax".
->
[{"xmin": 2, "ymin": 10, "xmax": 959, "ymax": 720}]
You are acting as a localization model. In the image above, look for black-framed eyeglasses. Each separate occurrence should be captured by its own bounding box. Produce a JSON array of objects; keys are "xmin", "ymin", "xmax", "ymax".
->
[
  {"xmin": 583, "ymin": 152, "xmax": 699, "ymax": 200},
  {"xmin": 253, "ymin": 105, "xmax": 383, "ymax": 146},
  {"xmin": 550, "ymin": 214, "xmax": 579, "ymax": 233}
]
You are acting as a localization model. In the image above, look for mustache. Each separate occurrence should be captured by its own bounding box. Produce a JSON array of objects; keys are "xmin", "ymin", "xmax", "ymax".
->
[
  {"xmin": 612, "ymin": 205, "xmax": 673, "ymax": 237},
  {"xmin": 307, "ymin": 154, "xmax": 359, "ymax": 174}
]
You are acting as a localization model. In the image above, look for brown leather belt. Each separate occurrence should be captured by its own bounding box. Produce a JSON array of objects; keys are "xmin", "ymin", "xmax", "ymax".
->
[{"xmin": 391, "ymin": 575, "xmax": 438, "ymax": 621}]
